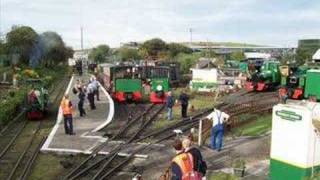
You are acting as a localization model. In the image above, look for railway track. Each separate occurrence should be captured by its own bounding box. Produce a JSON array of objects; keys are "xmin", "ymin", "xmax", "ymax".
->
[
  {"xmin": 63, "ymin": 104, "xmax": 165, "ymax": 180},
  {"xmin": 0, "ymin": 75, "xmax": 70, "ymax": 179},
  {"xmin": 60, "ymin": 89, "xmax": 279, "ymax": 179}
]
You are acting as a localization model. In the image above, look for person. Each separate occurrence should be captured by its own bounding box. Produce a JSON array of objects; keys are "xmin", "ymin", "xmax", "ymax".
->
[
  {"xmin": 182, "ymin": 138, "xmax": 207, "ymax": 177},
  {"xmin": 206, "ymin": 108, "xmax": 230, "ymax": 151},
  {"xmin": 87, "ymin": 81, "xmax": 96, "ymax": 110},
  {"xmin": 166, "ymin": 91, "xmax": 175, "ymax": 121},
  {"xmin": 73, "ymin": 79, "xmax": 81, "ymax": 94},
  {"xmin": 171, "ymin": 139, "xmax": 201, "ymax": 180},
  {"xmin": 179, "ymin": 90, "xmax": 189, "ymax": 118},
  {"xmin": 78, "ymin": 87, "xmax": 86, "ymax": 117},
  {"xmin": 91, "ymin": 77, "xmax": 100, "ymax": 101},
  {"xmin": 60, "ymin": 94, "xmax": 75, "ymax": 135}
]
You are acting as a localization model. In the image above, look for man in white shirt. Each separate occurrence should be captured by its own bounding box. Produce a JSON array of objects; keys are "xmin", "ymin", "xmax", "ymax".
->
[
  {"xmin": 87, "ymin": 81, "xmax": 96, "ymax": 110},
  {"xmin": 206, "ymin": 108, "xmax": 230, "ymax": 151},
  {"xmin": 91, "ymin": 77, "xmax": 100, "ymax": 101}
]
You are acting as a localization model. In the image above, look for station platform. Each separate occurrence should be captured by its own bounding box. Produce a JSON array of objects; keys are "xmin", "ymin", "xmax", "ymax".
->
[
  {"xmin": 41, "ymin": 74, "xmax": 161, "ymax": 157},
  {"xmin": 41, "ymin": 74, "xmax": 114, "ymax": 154}
]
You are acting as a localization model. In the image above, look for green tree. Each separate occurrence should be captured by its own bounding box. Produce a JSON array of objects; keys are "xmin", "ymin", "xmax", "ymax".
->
[
  {"xmin": 230, "ymin": 51, "xmax": 245, "ymax": 61},
  {"xmin": 167, "ymin": 43, "xmax": 192, "ymax": 58},
  {"xmin": 89, "ymin": 45, "xmax": 110, "ymax": 63},
  {"xmin": 176, "ymin": 53, "xmax": 201, "ymax": 74},
  {"xmin": 296, "ymin": 48, "xmax": 314, "ymax": 65},
  {"xmin": 6, "ymin": 26, "xmax": 39, "ymax": 65},
  {"xmin": 118, "ymin": 47, "xmax": 141, "ymax": 61},
  {"xmin": 139, "ymin": 38, "xmax": 167, "ymax": 58}
]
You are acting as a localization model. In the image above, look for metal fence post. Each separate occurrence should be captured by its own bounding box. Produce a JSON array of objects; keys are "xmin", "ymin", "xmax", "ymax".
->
[{"xmin": 198, "ymin": 119, "xmax": 203, "ymax": 146}]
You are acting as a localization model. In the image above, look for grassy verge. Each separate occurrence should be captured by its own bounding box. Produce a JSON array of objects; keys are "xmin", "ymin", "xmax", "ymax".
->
[
  {"xmin": 151, "ymin": 88, "xmax": 217, "ymax": 130},
  {"xmin": 231, "ymin": 115, "xmax": 272, "ymax": 137},
  {"xmin": 207, "ymin": 171, "xmax": 239, "ymax": 180},
  {"xmin": 29, "ymin": 154, "xmax": 87, "ymax": 180}
]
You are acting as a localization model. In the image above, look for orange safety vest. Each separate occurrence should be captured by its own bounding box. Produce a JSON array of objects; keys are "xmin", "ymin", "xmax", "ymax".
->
[
  {"xmin": 60, "ymin": 98, "xmax": 72, "ymax": 115},
  {"xmin": 172, "ymin": 153, "xmax": 194, "ymax": 175}
]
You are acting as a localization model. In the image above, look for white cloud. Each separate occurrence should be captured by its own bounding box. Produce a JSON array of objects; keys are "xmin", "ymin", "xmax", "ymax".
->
[{"xmin": 1, "ymin": 0, "xmax": 320, "ymax": 48}]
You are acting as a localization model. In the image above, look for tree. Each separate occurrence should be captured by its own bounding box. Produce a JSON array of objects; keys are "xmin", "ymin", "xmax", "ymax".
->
[
  {"xmin": 89, "ymin": 44, "xmax": 110, "ymax": 63},
  {"xmin": 296, "ymin": 48, "xmax": 316, "ymax": 65},
  {"xmin": 139, "ymin": 38, "xmax": 167, "ymax": 58},
  {"xmin": 176, "ymin": 53, "xmax": 200, "ymax": 74},
  {"xmin": 230, "ymin": 51, "xmax": 245, "ymax": 61},
  {"xmin": 167, "ymin": 43, "xmax": 192, "ymax": 58},
  {"xmin": 6, "ymin": 26, "xmax": 39, "ymax": 65},
  {"xmin": 29, "ymin": 31, "xmax": 74, "ymax": 67},
  {"xmin": 118, "ymin": 47, "xmax": 141, "ymax": 61}
]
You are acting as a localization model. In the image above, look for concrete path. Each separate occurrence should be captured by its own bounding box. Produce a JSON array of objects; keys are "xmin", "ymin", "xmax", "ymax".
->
[{"xmin": 41, "ymin": 74, "xmax": 115, "ymax": 154}]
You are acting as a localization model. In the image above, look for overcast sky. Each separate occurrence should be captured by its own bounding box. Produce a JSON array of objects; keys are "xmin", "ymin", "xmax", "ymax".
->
[{"xmin": 1, "ymin": 0, "xmax": 320, "ymax": 49}]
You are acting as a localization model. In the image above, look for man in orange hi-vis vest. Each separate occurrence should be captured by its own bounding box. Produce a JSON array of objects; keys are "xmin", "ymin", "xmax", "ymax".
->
[
  {"xmin": 171, "ymin": 139, "xmax": 202, "ymax": 180},
  {"xmin": 60, "ymin": 94, "xmax": 75, "ymax": 135}
]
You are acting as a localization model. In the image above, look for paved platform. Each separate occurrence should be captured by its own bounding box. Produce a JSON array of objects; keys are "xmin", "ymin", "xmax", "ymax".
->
[
  {"xmin": 41, "ymin": 74, "xmax": 115, "ymax": 154},
  {"xmin": 41, "ymin": 74, "xmax": 161, "ymax": 157}
]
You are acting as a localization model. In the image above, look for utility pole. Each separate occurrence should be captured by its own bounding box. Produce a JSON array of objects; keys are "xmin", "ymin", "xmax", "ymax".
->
[
  {"xmin": 0, "ymin": 0, "xmax": 2, "ymax": 41},
  {"xmin": 189, "ymin": 28, "xmax": 193, "ymax": 45},
  {"xmin": 80, "ymin": 27, "xmax": 84, "ymax": 50}
]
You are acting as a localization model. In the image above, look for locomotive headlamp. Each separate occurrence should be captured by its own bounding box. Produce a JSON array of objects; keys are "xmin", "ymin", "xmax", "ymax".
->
[{"xmin": 156, "ymin": 85, "xmax": 163, "ymax": 91}]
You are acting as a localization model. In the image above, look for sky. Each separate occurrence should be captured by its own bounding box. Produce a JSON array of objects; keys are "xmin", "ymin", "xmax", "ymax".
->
[{"xmin": 1, "ymin": 0, "xmax": 320, "ymax": 49}]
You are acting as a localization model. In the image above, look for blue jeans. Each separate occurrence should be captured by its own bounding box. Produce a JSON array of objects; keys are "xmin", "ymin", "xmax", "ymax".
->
[
  {"xmin": 167, "ymin": 107, "xmax": 173, "ymax": 120},
  {"xmin": 210, "ymin": 126, "xmax": 224, "ymax": 151}
]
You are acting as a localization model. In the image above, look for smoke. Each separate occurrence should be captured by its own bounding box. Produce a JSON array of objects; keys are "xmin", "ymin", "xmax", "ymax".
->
[
  {"xmin": 29, "ymin": 37, "xmax": 44, "ymax": 68},
  {"xmin": 29, "ymin": 31, "xmax": 65, "ymax": 68}
]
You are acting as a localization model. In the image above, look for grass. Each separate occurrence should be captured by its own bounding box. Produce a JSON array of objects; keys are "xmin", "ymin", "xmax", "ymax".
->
[
  {"xmin": 232, "ymin": 115, "xmax": 272, "ymax": 137},
  {"xmin": 207, "ymin": 171, "xmax": 239, "ymax": 180},
  {"xmin": 28, "ymin": 154, "xmax": 87, "ymax": 180},
  {"xmin": 151, "ymin": 88, "xmax": 217, "ymax": 130}
]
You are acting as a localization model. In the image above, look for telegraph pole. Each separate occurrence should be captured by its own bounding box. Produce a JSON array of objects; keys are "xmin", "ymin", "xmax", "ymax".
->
[
  {"xmin": 0, "ymin": 0, "xmax": 2, "ymax": 40},
  {"xmin": 80, "ymin": 27, "xmax": 84, "ymax": 50},
  {"xmin": 189, "ymin": 28, "xmax": 193, "ymax": 45}
]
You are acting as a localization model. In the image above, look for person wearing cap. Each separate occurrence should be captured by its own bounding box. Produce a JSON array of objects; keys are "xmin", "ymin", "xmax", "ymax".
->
[
  {"xmin": 166, "ymin": 91, "xmax": 175, "ymax": 121},
  {"xmin": 206, "ymin": 108, "xmax": 230, "ymax": 151}
]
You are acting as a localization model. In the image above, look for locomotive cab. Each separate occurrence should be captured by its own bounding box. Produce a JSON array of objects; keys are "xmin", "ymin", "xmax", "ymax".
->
[
  {"xmin": 149, "ymin": 67, "xmax": 170, "ymax": 104},
  {"xmin": 26, "ymin": 79, "xmax": 49, "ymax": 120}
]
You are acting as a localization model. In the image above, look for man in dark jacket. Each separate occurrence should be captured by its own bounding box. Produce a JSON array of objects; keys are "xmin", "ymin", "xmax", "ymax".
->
[
  {"xmin": 179, "ymin": 90, "xmax": 189, "ymax": 118},
  {"xmin": 166, "ymin": 91, "xmax": 175, "ymax": 121},
  {"xmin": 78, "ymin": 88, "xmax": 86, "ymax": 117},
  {"xmin": 182, "ymin": 138, "xmax": 207, "ymax": 176}
]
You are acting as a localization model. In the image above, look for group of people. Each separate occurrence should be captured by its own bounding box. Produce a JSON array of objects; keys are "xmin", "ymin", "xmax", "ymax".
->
[
  {"xmin": 60, "ymin": 76, "xmax": 100, "ymax": 135},
  {"xmin": 167, "ymin": 107, "xmax": 230, "ymax": 180},
  {"xmin": 166, "ymin": 90, "xmax": 190, "ymax": 121},
  {"xmin": 170, "ymin": 137, "xmax": 206, "ymax": 180},
  {"xmin": 166, "ymin": 89, "xmax": 230, "ymax": 152}
]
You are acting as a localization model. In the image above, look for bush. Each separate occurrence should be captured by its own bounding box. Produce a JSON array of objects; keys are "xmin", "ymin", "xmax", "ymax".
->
[{"xmin": 0, "ymin": 88, "xmax": 26, "ymax": 125}]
